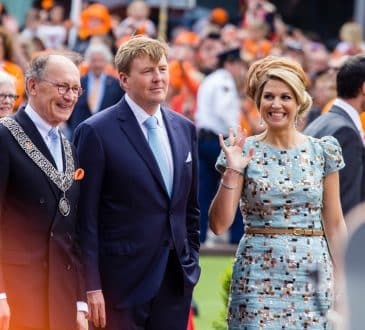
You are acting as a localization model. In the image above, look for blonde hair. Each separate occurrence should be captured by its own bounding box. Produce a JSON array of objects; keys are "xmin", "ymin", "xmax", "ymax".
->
[
  {"xmin": 115, "ymin": 36, "xmax": 168, "ymax": 74},
  {"xmin": 340, "ymin": 22, "xmax": 363, "ymax": 48},
  {"xmin": 246, "ymin": 56, "xmax": 312, "ymax": 117}
]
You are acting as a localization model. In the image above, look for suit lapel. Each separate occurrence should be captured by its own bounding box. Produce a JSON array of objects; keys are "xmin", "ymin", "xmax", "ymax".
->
[
  {"xmin": 15, "ymin": 109, "xmax": 60, "ymax": 199},
  {"xmin": 162, "ymin": 108, "xmax": 183, "ymax": 201},
  {"xmin": 117, "ymin": 99, "xmax": 169, "ymax": 196}
]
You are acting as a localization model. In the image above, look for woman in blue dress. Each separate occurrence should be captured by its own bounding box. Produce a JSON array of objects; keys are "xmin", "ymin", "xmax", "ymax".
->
[{"xmin": 209, "ymin": 56, "xmax": 347, "ymax": 329}]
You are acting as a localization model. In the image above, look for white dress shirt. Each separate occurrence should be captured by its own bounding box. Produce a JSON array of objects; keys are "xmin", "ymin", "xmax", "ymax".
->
[
  {"xmin": 195, "ymin": 68, "xmax": 241, "ymax": 135},
  {"xmin": 25, "ymin": 104, "xmax": 63, "ymax": 172},
  {"xmin": 125, "ymin": 93, "xmax": 174, "ymax": 182}
]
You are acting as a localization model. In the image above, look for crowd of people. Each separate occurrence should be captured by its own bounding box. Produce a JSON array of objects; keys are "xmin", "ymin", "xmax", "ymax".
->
[{"xmin": 0, "ymin": 0, "xmax": 364, "ymax": 329}]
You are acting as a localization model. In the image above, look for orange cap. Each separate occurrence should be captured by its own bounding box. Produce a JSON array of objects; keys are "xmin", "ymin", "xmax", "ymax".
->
[
  {"xmin": 42, "ymin": 0, "xmax": 54, "ymax": 10},
  {"xmin": 174, "ymin": 31, "xmax": 200, "ymax": 47},
  {"xmin": 210, "ymin": 8, "xmax": 229, "ymax": 25}
]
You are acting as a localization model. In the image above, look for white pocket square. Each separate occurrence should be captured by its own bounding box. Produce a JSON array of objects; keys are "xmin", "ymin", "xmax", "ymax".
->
[{"xmin": 185, "ymin": 152, "xmax": 192, "ymax": 163}]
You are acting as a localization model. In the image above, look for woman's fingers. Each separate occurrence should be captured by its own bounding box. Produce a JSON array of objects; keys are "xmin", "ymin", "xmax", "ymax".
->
[
  {"xmin": 228, "ymin": 128, "xmax": 235, "ymax": 146},
  {"xmin": 218, "ymin": 133, "xmax": 227, "ymax": 151}
]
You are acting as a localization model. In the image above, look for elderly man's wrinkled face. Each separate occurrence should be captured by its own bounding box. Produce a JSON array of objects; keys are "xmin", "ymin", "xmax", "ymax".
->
[{"xmin": 0, "ymin": 81, "xmax": 17, "ymax": 118}]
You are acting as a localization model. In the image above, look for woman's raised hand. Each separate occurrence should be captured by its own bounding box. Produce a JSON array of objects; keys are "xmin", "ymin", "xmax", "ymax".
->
[{"xmin": 219, "ymin": 127, "xmax": 254, "ymax": 172}]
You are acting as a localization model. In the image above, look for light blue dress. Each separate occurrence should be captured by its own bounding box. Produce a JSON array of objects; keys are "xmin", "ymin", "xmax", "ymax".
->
[{"xmin": 216, "ymin": 135, "xmax": 345, "ymax": 330}]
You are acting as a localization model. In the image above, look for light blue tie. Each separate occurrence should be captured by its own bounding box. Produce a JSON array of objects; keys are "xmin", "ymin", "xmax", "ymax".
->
[
  {"xmin": 48, "ymin": 127, "xmax": 63, "ymax": 172},
  {"xmin": 144, "ymin": 116, "xmax": 172, "ymax": 196}
]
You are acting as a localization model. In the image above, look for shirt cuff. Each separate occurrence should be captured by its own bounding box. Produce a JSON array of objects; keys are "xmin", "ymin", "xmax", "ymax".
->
[
  {"xmin": 87, "ymin": 289, "xmax": 102, "ymax": 294},
  {"xmin": 77, "ymin": 301, "xmax": 88, "ymax": 313},
  {"xmin": 0, "ymin": 293, "xmax": 6, "ymax": 299}
]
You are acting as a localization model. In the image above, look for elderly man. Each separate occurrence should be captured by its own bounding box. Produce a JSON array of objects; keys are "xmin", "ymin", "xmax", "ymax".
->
[
  {"xmin": 0, "ymin": 71, "xmax": 18, "ymax": 118},
  {"xmin": 67, "ymin": 43, "xmax": 124, "ymax": 135},
  {"xmin": 0, "ymin": 53, "xmax": 87, "ymax": 330}
]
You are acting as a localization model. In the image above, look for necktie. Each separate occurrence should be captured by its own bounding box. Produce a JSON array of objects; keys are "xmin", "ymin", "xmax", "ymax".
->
[
  {"xmin": 88, "ymin": 77, "xmax": 101, "ymax": 114},
  {"xmin": 48, "ymin": 127, "xmax": 63, "ymax": 172},
  {"xmin": 144, "ymin": 116, "xmax": 172, "ymax": 196}
]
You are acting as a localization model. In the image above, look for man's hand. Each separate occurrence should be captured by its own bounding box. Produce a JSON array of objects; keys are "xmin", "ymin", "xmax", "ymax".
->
[
  {"xmin": 0, "ymin": 299, "xmax": 10, "ymax": 330},
  {"xmin": 76, "ymin": 311, "xmax": 87, "ymax": 330},
  {"xmin": 87, "ymin": 290, "xmax": 106, "ymax": 328}
]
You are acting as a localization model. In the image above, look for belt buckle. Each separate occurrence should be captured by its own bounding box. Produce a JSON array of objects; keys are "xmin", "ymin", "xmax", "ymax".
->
[
  {"xmin": 293, "ymin": 229, "xmax": 301, "ymax": 236},
  {"xmin": 301, "ymin": 229, "xmax": 314, "ymax": 236}
]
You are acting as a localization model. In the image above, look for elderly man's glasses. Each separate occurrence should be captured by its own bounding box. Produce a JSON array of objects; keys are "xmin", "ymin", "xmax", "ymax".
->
[
  {"xmin": 0, "ymin": 93, "xmax": 19, "ymax": 101},
  {"xmin": 40, "ymin": 79, "xmax": 83, "ymax": 97}
]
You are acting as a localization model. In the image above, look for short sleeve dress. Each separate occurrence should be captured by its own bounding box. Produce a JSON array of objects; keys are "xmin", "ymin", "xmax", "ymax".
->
[{"xmin": 216, "ymin": 135, "xmax": 345, "ymax": 329}]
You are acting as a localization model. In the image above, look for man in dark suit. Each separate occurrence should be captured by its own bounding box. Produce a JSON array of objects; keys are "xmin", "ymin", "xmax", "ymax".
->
[
  {"xmin": 67, "ymin": 43, "xmax": 124, "ymax": 135},
  {"xmin": 0, "ymin": 54, "xmax": 87, "ymax": 329},
  {"xmin": 74, "ymin": 36, "xmax": 200, "ymax": 330},
  {"xmin": 304, "ymin": 54, "xmax": 365, "ymax": 215}
]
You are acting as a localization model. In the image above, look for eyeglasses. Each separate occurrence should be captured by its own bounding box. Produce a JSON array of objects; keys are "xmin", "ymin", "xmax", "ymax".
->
[
  {"xmin": 0, "ymin": 93, "xmax": 19, "ymax": 101},
  {"xmin": 40, "ymin": 79, "xmax": 83, "ymax": 97}
]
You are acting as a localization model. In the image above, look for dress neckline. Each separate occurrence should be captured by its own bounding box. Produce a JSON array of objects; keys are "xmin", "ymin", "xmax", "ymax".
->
[{"xmin": 254, "ymin": 136, "xmax": 310, "ymax": 152}]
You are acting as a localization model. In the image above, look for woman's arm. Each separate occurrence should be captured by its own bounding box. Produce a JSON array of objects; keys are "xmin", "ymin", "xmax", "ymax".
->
[
  {"xmin": 322, "ymin": 171, "xmax": 348, "ymax": 292},
  {"xmin": 209, "ymin": 128, "xmax": 254, "ymax": 235}
]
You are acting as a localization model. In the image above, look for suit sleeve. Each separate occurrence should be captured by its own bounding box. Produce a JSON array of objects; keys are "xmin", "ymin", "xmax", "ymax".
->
[
  {"xmin": 73, "ymin": 123, "xmax": 105, "ymax": 291},
  {"xmin": 186, "ymin": 124, "xmax": 200, "ymax": 262},
  {"xmin": 71, "ymin": 150, "xmax": 87, "ymax": 302},
  {"xmin": 0, "ymin": 130, "xmax": 9, "ymax": 292},
  {"xmin": 334, "ymin": 127, "xmax": 363, "ymax": 214}
]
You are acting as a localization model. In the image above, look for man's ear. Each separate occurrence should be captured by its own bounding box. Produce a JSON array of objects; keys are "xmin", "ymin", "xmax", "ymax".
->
[
  {"xmin": 119, "ymin": 72, "xmax": 128, "ymax": 91},
  {"xmin": 361, "ymin": 81, "xmax": 365, "ymax": 95},
  {"xmin": 27, "ymin": 78, "xmax": 37, "ymax": 96}
]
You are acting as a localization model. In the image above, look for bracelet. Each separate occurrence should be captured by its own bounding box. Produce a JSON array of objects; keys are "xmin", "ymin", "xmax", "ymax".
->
[
  {"xmin": 220, "ymin": 179, "xmax": 238, "ymax": 190},
  {"xmin": 225, "ymin": 166, "xmax": 244, "ymax": 176}
]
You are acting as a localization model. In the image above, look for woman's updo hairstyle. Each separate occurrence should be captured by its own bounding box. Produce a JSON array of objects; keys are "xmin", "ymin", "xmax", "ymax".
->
[{"xmin": 246, "ymin": 56, "xmax": 312, "ymax": 117}]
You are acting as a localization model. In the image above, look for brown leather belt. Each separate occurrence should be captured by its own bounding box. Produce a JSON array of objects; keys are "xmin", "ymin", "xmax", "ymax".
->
[{"xmin": 245, "ymin": 228, "xmax": 325, "ymax": 236}]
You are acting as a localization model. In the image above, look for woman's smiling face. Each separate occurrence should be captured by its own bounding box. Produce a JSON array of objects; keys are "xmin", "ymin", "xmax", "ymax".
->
[{"xmin": 260, "ymin": 78, "xmax": 299, "ymax": 130}]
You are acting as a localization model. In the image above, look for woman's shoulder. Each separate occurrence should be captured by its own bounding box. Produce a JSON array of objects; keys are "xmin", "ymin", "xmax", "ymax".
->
[{"xmin": 307, "ymin": 135, "xmax": 342, "ymax": 151}]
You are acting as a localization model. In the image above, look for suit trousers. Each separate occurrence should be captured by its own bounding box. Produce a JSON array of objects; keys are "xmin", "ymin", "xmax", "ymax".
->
[{"xmin": 92, "ymin": 250, "xmax": 192, "ymax": 330}]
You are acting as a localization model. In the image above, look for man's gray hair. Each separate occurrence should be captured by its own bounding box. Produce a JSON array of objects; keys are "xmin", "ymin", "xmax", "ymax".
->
[
  {"xmin": 0, "ymin": 71, "xmax": 16, "ymax": 86},
  {"xmin": 84, "ymin": 43, "xmax": 113, "ymax": 64}
]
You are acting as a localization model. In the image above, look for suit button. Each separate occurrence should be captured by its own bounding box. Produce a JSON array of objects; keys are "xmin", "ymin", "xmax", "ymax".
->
[
  {"xmin": 39, "ymin": 197, "xmax": 45, "ymax": 205},
  {"xmin": 66, "ymin": 264, "xmax": 72, "ymax": 271},
  {"xmin": 50, "ymin": 231, "xmax": 54, "ymax": 237}
]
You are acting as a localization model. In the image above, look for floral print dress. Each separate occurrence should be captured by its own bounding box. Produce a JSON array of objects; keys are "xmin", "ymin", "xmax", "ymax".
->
[{"xmin": 216, "ymin": 136, "xmax": 345, "ymax": 329}]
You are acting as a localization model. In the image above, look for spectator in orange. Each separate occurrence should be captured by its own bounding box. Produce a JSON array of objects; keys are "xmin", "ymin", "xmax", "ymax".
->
[
  {"xmin": 0, "ymin": 70, "xmax": 17, "ymax": 118},
  {"xmin": 0, "ymin": 27, "xmax": 24, "ymax": 109},
  {"xmin": 240, "ymin": 96, "xmax": 263, "ymax": 136},
  {"xmin": 193, "ymin": 8, "xmax": 229, "ymax": 37},
  {"xmin": 114, "ymin": 0, "xmax": 156, "ymax": 39},
  {"xmin": 332, "ymin": 22, "xmax": 365, "ymax": 59},
  {"xmin": 78, "ymin": 3, "xmax": 112, "ymax": 41},
  {"xmin": 242, "ymin": 20, "xmax": 272, "ymax": 61},
  {"xmin": 168, "ymin": 30, "xmax": 202, "ymax": 120},
  {"xmin": 168, "ymin": 60, "xmax": 201, "ymax": 121}
]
